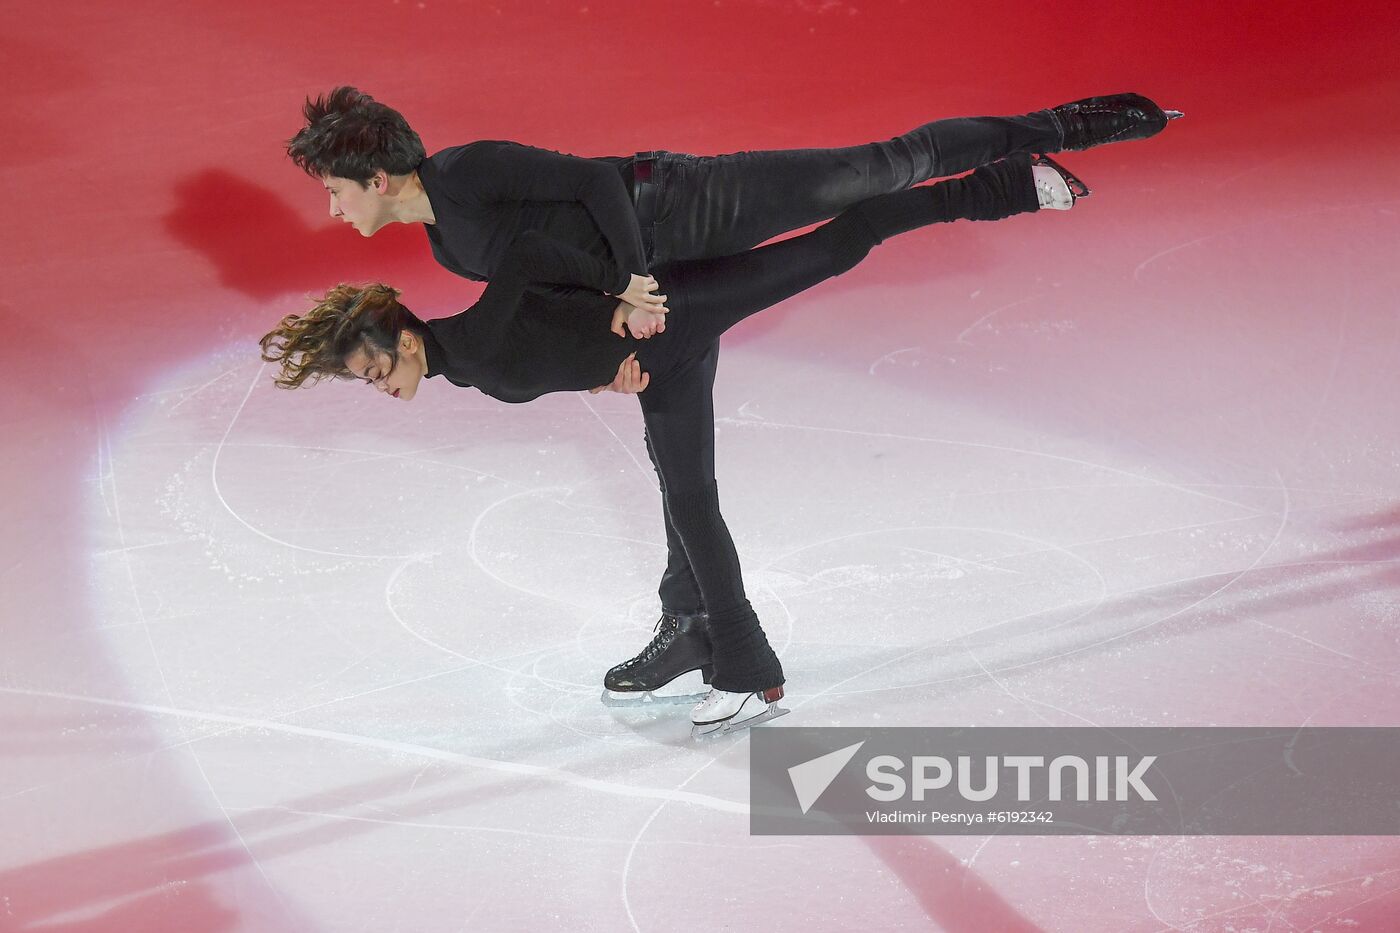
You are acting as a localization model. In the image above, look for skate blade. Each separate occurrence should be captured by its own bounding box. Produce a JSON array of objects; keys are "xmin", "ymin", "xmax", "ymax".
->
[
  {"xmin": 599, "ymin": 688, "xmax": 708, "ymax": 709},
  {"xmin": 690, "ymin": 705, "xmax": 789, "ymax": 740}
]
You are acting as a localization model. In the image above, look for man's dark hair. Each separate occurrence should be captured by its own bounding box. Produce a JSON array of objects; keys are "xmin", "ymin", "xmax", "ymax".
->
[{"xmin": 286, "ymin": 87, "xmax": 426, "ymax": 185}]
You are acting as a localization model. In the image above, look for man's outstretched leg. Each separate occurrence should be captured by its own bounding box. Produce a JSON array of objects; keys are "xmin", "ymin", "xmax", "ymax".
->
[{"xmin": 648, "ymin": 92, "xmax": 1176, "ymax": 262}]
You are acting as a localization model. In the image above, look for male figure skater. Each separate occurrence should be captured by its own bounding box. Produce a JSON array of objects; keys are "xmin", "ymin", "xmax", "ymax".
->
[{"xmin": 286, "ymin": 87, "xmax": 1179, "ymax": 708}]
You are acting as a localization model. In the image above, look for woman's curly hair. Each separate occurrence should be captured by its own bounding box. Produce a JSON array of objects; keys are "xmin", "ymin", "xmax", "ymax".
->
[{"xmin": 259, "ymin": 283, "xmax": 427, "ymax": 389}]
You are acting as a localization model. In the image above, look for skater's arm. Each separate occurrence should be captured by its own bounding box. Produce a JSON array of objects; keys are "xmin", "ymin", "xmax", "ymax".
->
[
  {"xmin": 457, "ymin": 142, "xmax": 648, "ymax": 282},
  {"xmin": 461, "ymin": 232, "xmax": 666, "ymax": 349},
  {"xmin": 498, "ymin": 229, "xmax": 629, "ymax": 294},
  {"xmin": 503, "ymin": 231, "xmax": 668, "ymax": 312}
]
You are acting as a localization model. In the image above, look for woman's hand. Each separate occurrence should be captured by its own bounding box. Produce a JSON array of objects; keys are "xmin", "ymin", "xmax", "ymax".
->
[
  {"xmin": 616, "ymin": 273, "xmax": 668, "ymax": 314},
  {"xmin": 588, "ymin": 352, "xmax": 650, "ymax": 394},
  {"xmin": 610, "ymin": 301, "xmax": 667, "ymax": 339}
]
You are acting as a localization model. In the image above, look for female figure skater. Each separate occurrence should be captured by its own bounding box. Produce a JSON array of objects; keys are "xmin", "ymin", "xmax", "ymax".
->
[{"xmin": 260, "ymin": 152, "xmax": 1086, "ymax": 735}]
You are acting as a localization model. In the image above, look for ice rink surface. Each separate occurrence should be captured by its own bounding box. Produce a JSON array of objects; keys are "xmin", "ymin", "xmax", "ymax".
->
[{"xmin": 5, "ymin": 1, "xmax": 1400, "ymax": 930}]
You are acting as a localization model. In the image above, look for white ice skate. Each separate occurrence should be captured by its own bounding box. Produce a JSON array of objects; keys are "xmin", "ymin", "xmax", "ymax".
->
[
  {"xmin": 1030, "ymin": 153, "xmax": 1090, "ymax": 210},
  {"xmin": 690, "ymin": 685, "xmax": 788, "ymax": 739}
]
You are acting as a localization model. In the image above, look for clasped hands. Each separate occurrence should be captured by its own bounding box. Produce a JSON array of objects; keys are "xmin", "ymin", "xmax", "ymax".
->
[
  {"xmin": 610, "ymin": 273, "xmax": 668, "ymax": 340},
  {"xmin": 589, "ymin": 273, "xmax": 667, "ymax": 395}
]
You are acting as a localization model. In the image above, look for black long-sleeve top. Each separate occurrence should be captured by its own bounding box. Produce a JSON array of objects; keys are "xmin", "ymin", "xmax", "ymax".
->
[
  {"xmin": 421, "ymin": 231, "xmax": 670, "ymax": 404},
  {"xmin": 417, "ymin": 141, "xmax": 644, "ymax": 285}
]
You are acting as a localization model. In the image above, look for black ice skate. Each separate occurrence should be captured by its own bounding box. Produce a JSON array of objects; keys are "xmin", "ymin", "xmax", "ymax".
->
[
  {"xmin": 690, "ymin": 685, "xmax": 789, "ymax": 739},
  {"xmin": 600, "ymin": 610, "xmax": 714, "ymax": 707},
  {"xmin": 1052, "ymin": 92, "xmax": 1183, "ymax": 151}
]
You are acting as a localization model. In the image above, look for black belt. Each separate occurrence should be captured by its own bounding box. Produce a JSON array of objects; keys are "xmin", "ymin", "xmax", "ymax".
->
[{"xmin": 631, "ymin": 151, "xmax": 662, "ymax": 262}]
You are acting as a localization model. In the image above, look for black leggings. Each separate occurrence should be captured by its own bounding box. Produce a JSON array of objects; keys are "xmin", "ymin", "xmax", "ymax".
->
[
  {"xmin": 636, "ymin": 155, "xmax": 1040, "ymax": 692},
  {"xmin": 648, "ymin": 109, "xmax": 1063, "ymax": 263}
]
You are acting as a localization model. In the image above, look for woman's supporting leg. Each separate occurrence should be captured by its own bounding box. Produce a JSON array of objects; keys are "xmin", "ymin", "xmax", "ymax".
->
[
  {"xmin": 652, "ymin": 109, "xmax": 1062, "ymax": 262},
  {"xmin": 638, "ymin": 345, "xmax": 785, "ymax": 694},
  {"xmin": 658, "ymin": 153, "xmax": 1040, "ymax": 348}
]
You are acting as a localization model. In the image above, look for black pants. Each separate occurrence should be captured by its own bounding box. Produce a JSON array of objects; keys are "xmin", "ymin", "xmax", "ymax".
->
[
  {"xmin": 636, "ymin": 156, "xmax": 1040, "ymax": 692},
  {"xmin": 638, "ymin": 108, "xmax": 1063, "ymax": 618}
]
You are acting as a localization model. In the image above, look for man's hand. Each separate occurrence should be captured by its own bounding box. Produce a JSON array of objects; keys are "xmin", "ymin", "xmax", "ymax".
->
[
  {"xmin": 627, "ymin": 305, "xmax": 666, "ymax": 339},
  {"xmin": 617, "ymin": 273, "xmax": 668, "ymax": 314},
  {"xmin": 610, "ymin": 301, "xmax": 667, "ymax": 339},
  {"xmin": 588, "ymin": 352, "xmax": 650, "ymax": 394}
]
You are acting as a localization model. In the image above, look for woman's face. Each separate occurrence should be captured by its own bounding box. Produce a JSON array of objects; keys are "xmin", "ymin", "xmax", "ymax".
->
[{"xmin": 344, "ymin": 334, "xmax": 425, "ymax": 401}]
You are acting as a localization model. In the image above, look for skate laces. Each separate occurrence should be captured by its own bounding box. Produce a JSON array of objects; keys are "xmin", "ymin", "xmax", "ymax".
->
[{"xmin": 623, "ymin": 616, "xmax": 678, "ymax": 669}]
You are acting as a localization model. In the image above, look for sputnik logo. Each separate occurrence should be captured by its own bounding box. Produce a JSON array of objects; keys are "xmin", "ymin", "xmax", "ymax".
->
[{"xmin": 788, "ymin": 741, "xmax": 865, "ymax": 814}]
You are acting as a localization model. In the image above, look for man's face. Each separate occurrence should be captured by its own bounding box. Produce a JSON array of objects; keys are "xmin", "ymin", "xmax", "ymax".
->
[
  {"xmin": 344, "ymin": 338, "xmax": 424, "ymax": 401},
  {"xmin": 323, "ymin": 173, "xmax": 390, "ymax": 237}
]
